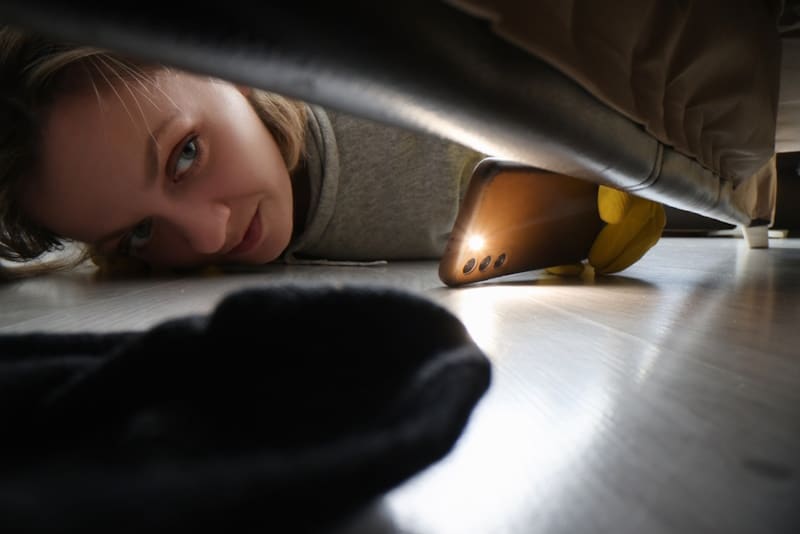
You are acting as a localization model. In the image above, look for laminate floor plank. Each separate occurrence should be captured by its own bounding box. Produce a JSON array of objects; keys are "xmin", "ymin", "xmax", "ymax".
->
[{"xmin": 1, "ymin": 237, "xmax": 799, "ymax": 533}]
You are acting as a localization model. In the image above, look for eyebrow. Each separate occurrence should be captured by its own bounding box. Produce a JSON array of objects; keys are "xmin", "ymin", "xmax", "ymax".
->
[{"xmin": 93, "ymin": 113, "xmax": 181, "ymax": 249}]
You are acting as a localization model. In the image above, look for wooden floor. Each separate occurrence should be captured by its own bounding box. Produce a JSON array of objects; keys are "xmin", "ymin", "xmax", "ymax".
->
[{"xmin": 2, "ymin": 237, "xmax": 800, "ymax": 533}]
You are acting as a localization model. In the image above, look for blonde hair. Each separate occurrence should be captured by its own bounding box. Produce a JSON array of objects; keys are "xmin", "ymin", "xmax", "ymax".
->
[{"xmin": 0, "ymin": 25, "xmax": 308, "ymax": 279}]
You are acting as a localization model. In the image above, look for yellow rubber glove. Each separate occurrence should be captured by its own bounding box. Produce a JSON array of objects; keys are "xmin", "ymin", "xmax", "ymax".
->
[
  {"xmin": 589, "ymin": 186, "xmax": 666, "ymax": 274},
  {"xmin": 547, "ymin": 185, "xmax": 666, "ymax": 276}
]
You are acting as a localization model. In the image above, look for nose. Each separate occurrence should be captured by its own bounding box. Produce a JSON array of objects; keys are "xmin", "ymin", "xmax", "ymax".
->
[{"xmin": 172, "ymin": 200, "xmax": 231, "ymax": 255}]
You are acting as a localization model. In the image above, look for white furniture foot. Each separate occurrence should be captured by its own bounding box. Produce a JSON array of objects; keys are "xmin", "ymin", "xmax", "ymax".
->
[{"xmin": 741, "ymin": 225, "xmax": 769, "ymax": 249}]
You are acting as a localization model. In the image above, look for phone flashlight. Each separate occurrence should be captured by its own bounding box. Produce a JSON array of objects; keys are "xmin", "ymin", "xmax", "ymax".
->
[{"xmin": 467, "ymin": 234, "xmax": 485, "ymax": 251}]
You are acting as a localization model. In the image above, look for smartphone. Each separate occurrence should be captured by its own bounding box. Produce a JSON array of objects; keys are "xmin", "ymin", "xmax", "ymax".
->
[{"xmin": 439, "ymin": 158, "xmax": 604, "ymax": 287}]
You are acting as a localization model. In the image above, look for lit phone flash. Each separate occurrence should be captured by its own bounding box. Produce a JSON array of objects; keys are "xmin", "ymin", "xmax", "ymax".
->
[{"xmin": 467, "ymin": 234, "xmax": 485, "ymax": 251}]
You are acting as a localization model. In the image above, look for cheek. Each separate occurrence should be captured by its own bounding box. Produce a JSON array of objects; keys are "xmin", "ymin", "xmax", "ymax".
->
[
  {"xmin": 217, "ymin": 131, "xmax": 290, "ymax": 196},
  {"xmin": 216, "ymin": 95, "xmax": 290, "ymax": 188},
  {"xmin": 135, "ymin": 226, "xmax": 204, "ymax": 268}
]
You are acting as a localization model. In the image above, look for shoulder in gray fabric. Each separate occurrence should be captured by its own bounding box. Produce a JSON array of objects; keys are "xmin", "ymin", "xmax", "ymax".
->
[{"xmin": 284, "ymin": 106, "xmax": 483, "ymax": 263}]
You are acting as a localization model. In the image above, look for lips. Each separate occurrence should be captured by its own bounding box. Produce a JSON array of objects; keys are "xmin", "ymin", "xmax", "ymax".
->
[{"xmin": 228, "ymin": 209, "xmax": 262, "ymax": 256}]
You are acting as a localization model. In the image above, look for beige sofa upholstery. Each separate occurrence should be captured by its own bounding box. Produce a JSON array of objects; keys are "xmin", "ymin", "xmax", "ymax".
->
[{"xmin": 449, "ymin": 0, "xmax": 782, "ymax": 223}]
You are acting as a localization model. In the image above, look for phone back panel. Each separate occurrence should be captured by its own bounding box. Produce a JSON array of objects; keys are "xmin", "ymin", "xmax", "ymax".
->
[{"xmin": 439, "ymin": 159, "xmax": 604, "ymax": 286}]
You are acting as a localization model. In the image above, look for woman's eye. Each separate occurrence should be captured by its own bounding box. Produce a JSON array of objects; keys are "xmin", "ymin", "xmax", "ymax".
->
[
  {"xmin": 124, "ymin": 218, "xmax": 153, "ymax": 253},
  {"xmin": 174, "ymin": 136, "xmax": 199, "ymax": 175}
]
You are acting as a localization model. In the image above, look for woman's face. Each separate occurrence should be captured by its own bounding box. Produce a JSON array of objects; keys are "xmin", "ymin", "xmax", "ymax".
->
[{"xmin": 22, "ymin": 68, "xmax": 294, "ymax": 268}]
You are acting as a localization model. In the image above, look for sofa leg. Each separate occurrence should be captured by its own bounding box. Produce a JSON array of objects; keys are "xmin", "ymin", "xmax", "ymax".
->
[{"xmin": 741, "ymin": 224, "xmax": 769, "ymax": 249}]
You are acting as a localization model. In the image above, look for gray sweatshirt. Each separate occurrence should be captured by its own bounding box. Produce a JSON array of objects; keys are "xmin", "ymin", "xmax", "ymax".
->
[{"xmin": 283, "ymin": 106, "xmax": 484, "ymax": 263}]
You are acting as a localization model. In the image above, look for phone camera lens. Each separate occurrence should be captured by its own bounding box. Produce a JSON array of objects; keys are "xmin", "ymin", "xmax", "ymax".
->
[
  {"xmin": 463, "ymin": 258, "xmax": 476, "ymax": 274},
  {"xmin": 479, "ymin": 255, "xmax": 492, "ymax": 272},
  {"xmin": 494, "ymin": 253, "xmax": 506, "ymax": 269}
]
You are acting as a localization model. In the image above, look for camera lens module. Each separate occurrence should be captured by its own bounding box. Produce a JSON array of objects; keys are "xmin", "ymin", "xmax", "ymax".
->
[{"xmin": 463, "ymin": 258, "xmax": 477, "ymax": 274}]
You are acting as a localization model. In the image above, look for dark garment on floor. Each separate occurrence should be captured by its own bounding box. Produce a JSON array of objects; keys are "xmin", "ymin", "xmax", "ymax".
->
[{"xmin": 0, "ymin": 285, "xmax": 491, "ymax": 533}]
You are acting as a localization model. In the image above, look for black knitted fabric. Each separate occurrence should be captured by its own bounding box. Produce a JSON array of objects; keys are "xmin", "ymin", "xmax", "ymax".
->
[{"xmin": 0, "ymin": 285, "xmax": 491, "ymax": 533}]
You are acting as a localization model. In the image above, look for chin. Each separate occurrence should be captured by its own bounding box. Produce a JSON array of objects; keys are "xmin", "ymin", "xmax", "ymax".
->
[{"xmin": 246, "ymin": 234, "xmax": 292, "ymax": 264}]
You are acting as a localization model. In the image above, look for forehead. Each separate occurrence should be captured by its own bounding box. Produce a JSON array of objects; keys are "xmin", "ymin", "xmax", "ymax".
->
[{"xmin": 43, "ymin": 67, "xmax": 186, "ymax": 163}]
